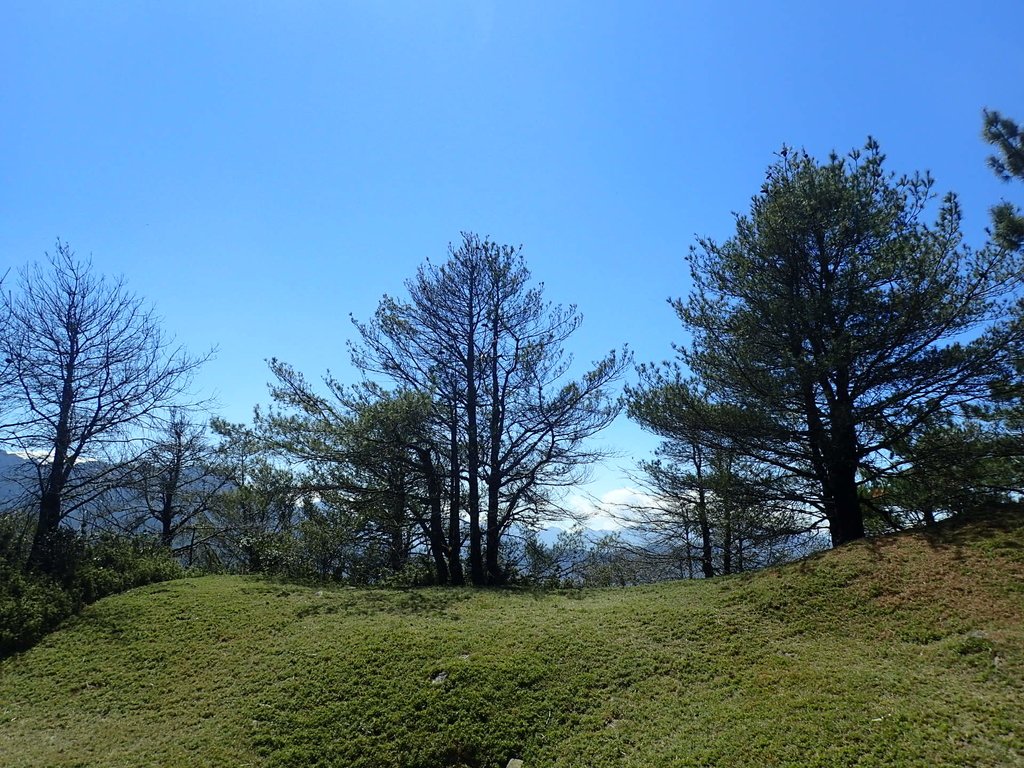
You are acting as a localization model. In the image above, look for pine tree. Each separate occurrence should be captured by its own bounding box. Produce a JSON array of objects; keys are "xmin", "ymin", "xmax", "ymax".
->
[{"xmin": 640, "ymin": 141, "xmax": 1022, "ymax": 546}]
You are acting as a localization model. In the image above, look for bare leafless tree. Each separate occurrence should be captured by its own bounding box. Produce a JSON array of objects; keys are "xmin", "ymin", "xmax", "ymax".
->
[
  {"xmin": 0, "ymin": 242, "xmax": 211, "ymax": 569},
  {"xmin": 0, "ymin": 268, "xmax": 15, "ymax": 430},
  {"xmin": 117, "ymin": 410, "xmax": 231, "ymax": 553}
]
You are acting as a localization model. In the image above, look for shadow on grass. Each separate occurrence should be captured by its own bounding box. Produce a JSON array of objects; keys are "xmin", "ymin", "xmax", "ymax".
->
[{"xmin": 808, "ymin": 505, "xmax": 1024, "ymax": 570}]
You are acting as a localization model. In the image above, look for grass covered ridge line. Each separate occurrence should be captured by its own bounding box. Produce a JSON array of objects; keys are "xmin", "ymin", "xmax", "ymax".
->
[{"xmin": 1, "ymin": 513, "xmax": 1022, "ymax": 767}]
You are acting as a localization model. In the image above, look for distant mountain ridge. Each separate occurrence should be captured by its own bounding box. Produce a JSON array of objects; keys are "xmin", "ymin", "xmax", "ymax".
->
[{"xmin": 0, "ymin": 451, "xmax": 33, "ymax": 508}]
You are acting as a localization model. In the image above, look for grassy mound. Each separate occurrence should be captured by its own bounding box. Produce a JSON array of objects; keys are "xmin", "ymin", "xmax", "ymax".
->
[{"xmin": 1, "ymin": 513, "xmax": 1021, "ymax": 767}]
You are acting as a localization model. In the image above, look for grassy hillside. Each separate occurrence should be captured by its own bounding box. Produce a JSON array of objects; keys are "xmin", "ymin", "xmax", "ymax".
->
[{"xmin": 1, "ymin": 514, "xmax": 1022, "ymax": 768}]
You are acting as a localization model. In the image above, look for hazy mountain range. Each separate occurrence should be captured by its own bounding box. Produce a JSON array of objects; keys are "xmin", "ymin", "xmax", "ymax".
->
[{"xmin": 0, "ymin": 451, "xmax": 33, "ymax": 508}]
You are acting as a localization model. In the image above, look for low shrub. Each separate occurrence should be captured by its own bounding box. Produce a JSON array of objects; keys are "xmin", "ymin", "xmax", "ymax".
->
[
  {"xmin": 71, "ymin": 534, "xmax": 183, "ymax": 604},
  {"xmin": 0, "ymin": 527, "xmax": 184, "ymax": 658},
  {"xmin": 0, "ymin": 562, "xmax": 73, "ymax": 655}
]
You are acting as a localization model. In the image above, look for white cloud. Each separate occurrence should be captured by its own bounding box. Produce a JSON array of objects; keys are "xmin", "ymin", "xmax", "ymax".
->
[{"xmin": 559, "ymin": 486, "xmax": 665, "ymax": 531}]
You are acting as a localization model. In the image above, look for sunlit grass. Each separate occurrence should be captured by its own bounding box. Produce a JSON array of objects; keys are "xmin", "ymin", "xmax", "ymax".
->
[{"xmin": 1, "ymin": 513, "xmax": 1021, "ymax": 767}]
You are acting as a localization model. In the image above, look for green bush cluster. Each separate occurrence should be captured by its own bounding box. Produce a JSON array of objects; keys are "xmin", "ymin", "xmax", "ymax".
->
[
  {"xmin": 71, "ymin": 533, "xmax": 184, "ymax": 604},
  {"xmin": 0, "ymin": 560, "xmax": 73, "ymax": 655},
  {"xmin": 0, "ymin": 522, "xmax": 183, "ymax": 657}
]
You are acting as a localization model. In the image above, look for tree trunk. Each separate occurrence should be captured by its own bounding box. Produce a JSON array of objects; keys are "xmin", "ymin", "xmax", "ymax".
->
[
  {"xmin": 428, "ymin": 501, "xmax": 450, "ymax": 586},
  {"xmin": 419, "ymin": 447, "xmax": 450, "ymax": 585},
  {"xmin": 802, "ymin": 372, "xmax": 867, "ymax": 548},
  {"xmin": 388, "ymin": 486, "xmax": 407, "ymax": 573},
  {"xmin": 485, "ymin": 301, "xmax": 505, "ymax": 585},
  {"xmin": 722, "ymin": 506, "xmax": 732, "ymax": 575},
  {"xmin": 161, "ymin": 515, "xmax": 174, "ymax": 549},
  {"xmin": 30, "ymin": 437, "xmax": 72, "ymax": 569},
  {"xmin": 30, "ymin": 486, "xmax": 64, "ymax": 571},
  {"xmin": 828, "ymin": 467, "xmax": 865, "ymax": 546},
  {"xmin": 160, "ymin": 486, "xmax": 177, "ymax": 549},
  {"xmin": 693, "ymin": 446, "xmax": 715, "ymax": 579},
  {"xmin": 696, "ymin": 490, "xmax": 714, "ymax": 579},
  {"xmin": 683, "ymin": 522, "xmax": 695, "ymax": 580},
  {"xmin": 29, "ymin": 316, "xmax": 78, "ymax": 571},
  {"xmin": 465, "ymin": 302, "xmax": 484, "ymax": 586},
  {"xmin": 826, "ymin": 407, "xmax": 866, "ymax": 547},
  {"xmin": 447, "ymin": 416, "xmax": 465, "ymax": 586},
  {"xmin": 485, "ymin": 476, "xmax": 502, "ymax": 584}
]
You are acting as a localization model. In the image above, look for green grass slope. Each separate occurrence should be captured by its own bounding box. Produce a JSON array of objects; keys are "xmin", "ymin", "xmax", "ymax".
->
[{"xmin": 1, "ymin": 514, "xmax": 1022, "ymax": 768}]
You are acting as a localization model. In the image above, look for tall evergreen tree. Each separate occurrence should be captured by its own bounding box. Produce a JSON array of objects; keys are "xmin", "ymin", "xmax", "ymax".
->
[
  {"xmin": 637, "ymin": 141, "xmax": 1023, "ymax": 546},
  {"xmin": 255, "ymin": 367, "xmax": 455, "ymax": 584}
]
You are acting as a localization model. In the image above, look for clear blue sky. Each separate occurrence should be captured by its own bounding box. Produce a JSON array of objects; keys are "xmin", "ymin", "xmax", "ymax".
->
[{"xmin": 2, "ymin": 1, "xmax": 1021, "ymax": 505}]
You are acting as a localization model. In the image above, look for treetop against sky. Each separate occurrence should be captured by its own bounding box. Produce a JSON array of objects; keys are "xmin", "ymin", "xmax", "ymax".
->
[{"xmin": 1, "ymin": 1, "xmax": 1020, "ymax": 501}]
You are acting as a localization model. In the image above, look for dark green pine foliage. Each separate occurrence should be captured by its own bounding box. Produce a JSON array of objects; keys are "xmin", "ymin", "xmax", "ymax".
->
[
  {"xmin": 628, "ymin": 376, "xmax": 811, "ymax": 576},
  {"xmin": 983, "ymin": 109, "xmax": 1024, "ymax": 252},
  {"xmin": 657, "ymin": 140, "xmax": 1022, "ymax": 546}
]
